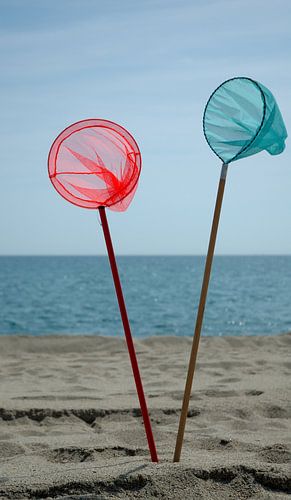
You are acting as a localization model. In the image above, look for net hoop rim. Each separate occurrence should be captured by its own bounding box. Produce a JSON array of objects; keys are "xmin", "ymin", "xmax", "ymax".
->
[
  {"xmin": 48, "ymin": 118, "xmax": 142, "ymax": 210},
  {"xmin": 202, "ymin": 76, "xmax": 267, "ymax": 164}
]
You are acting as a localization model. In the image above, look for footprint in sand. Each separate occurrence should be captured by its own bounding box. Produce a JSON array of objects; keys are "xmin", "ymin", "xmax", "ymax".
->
[
  {"xmin": 261, "ymin": 405, "xmax": 289, "ymax": 419},
  {"xmin": 245, "ymin": 390, "xmax": 264, "ymax": 396},
  {"xmin": 258, "ymin": 443, "xmax": 291, "ymax": 464},
  {"xmin": 45, "ymin": 446, "xmax": 145, "ymax": 463},
  {"xmin": 202, "ymin": 389, "xmax": 239, "ymax": 398},
  {"xmin": 0, "ymin": 441, "xmax": 26, "ymax": 458}
]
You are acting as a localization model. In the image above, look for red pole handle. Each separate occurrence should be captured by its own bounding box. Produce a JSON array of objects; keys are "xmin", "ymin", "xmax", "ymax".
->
[{"xmin": 98, "ymin": 207, "xmax": 158, "ymax": 463}]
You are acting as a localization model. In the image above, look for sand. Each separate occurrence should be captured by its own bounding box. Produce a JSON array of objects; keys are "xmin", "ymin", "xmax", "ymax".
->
[{"xmin": 0, "ymin": 333, "xmax": 290, "ymax": 499}]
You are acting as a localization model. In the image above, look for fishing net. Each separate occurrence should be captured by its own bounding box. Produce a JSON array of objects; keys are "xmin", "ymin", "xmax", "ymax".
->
[
  {"xmin": 48, "ymin": 119, "xmax": 141, "ymax": 211},
  {"xmin": 203, "ymin": 77, "xmax": 287, "ymax": 164}
]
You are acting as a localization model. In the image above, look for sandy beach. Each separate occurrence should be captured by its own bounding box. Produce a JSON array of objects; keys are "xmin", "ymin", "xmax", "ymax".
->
[{"xmin": 0, "ymin": 333, "xmax": 290, "ymax": 499}]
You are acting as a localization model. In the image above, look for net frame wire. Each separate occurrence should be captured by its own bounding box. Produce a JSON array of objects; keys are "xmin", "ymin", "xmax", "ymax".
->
[
  {"xmin": 48, "ymin": 118, "xmax": 142, "ymax": 210},
  {"xmin": 202, "ymin": 76, "xmax": 267, "ymax": 164}
]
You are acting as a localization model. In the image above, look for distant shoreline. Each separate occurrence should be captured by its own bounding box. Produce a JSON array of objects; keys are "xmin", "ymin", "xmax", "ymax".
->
[
  {"xmin": 0, "ymin": 331, "xmax": 290, "ymax": 339},
  {"xmin": 0, "ymin": 254, "xmax": 291, "ymax": 257}
]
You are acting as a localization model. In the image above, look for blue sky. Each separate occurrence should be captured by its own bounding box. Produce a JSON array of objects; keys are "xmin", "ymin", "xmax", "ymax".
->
[{"xmin": 0, "ymin": 0, "xmax": 290, "ymax": 255}]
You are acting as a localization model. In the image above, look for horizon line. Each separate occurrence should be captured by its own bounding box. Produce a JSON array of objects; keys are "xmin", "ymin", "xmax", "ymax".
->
[{"xmin": 0, "ymin": 254, "xmax": 290, "ymax": 258}]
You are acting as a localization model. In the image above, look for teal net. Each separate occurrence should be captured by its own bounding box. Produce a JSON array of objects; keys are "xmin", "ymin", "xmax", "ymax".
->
[{"xmin": 203, "ymin": 77, "xmax": 287, "ymax": 164}]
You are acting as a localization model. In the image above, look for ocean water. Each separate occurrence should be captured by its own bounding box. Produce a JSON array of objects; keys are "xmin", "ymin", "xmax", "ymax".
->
[{"xmin": 0, "ymin": 256, "xmax": 290, "ymax": 337}]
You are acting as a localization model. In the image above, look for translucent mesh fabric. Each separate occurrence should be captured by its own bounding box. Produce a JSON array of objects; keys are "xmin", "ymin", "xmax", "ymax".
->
[
  {"xmin": 48, "ymin": 119, "xmax": 141, "ymax": 211},
  {"xmin": 203, "ymin": 77, "xmax": 287, "ymax": 164}
]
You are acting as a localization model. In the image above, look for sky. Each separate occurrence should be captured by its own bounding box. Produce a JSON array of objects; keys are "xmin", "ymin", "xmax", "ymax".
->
[{"xmin": 0, "ymin": 0, "xmax": 290, "ymax": 255}]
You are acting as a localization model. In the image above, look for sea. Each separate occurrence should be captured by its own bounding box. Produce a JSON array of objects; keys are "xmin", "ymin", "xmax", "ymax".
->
[{"xmin": 0, "ymin": 256, "xmax": 290, "ymax": 338}]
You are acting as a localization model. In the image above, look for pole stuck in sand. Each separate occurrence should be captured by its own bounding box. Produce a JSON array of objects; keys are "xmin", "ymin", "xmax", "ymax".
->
[
  {"xmin": 99, "ymin": 206, "xmax": 158, "ymax": 462},
  {"xmin": 174, "ymin": 77, "xmax": 287, "ymax": 462},
  {"xmin": 174, "ymin": 162, "xmax": 228, "ymax": 462},
  {"xmin": 48, "ymin": 118, "xmax": 158, "ymax": 463}
]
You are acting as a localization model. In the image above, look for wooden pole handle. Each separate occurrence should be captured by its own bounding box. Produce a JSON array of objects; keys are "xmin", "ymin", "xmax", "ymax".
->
[
  {"xmin": 98, "ymin": 207, "xmax": 159, "ymax": 463},
  {"xmin": 173, "ymin": 163, "xmax": 228, "ymax": 462}
]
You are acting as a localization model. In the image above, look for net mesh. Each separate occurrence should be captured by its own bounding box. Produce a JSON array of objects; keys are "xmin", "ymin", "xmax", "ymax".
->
[
  {"xmin": 48, "ymin": 119, "xmax": 141, "ymax": 211},
  {"xmin": 203, "ymin": 77, "xmax": 287, "ymax": 164}
]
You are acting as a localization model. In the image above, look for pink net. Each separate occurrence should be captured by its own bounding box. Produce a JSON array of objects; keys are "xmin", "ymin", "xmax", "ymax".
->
[{"xmin": 48, "ymin": 119, "xmax": 141, "ymax": 211}]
